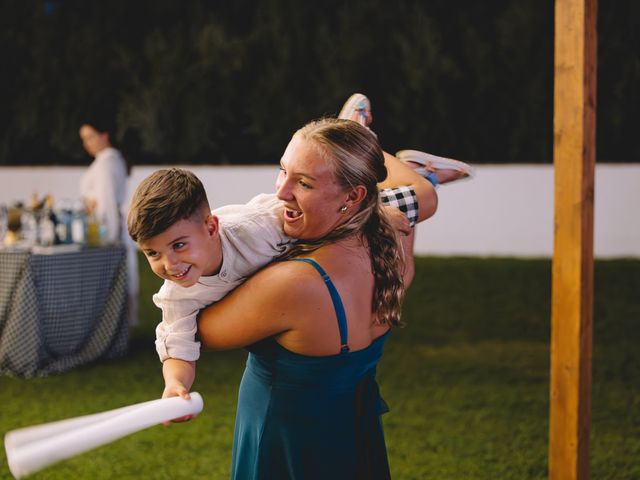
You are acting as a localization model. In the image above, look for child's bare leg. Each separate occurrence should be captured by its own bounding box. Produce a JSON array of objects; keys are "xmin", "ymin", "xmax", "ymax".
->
[
  {"xmin": 338, "ymin": 94, "xmax": 436, "ymax": 222},
  {"xmin": 338, "ymin": 93, "xmax": 474, "ymax": 187},
  {"xmin": 379, "ymin": 151, "xmax": 437, "ymax": 223},
  {"xmin": 395, "ymin": 150, "xmax": 475, "ymax": 186}
]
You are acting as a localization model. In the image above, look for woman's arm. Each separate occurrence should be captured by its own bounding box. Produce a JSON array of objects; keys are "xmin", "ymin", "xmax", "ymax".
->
[{"xmin": 197, "ymin": 262, "xmax": 310, "ymax": 350}]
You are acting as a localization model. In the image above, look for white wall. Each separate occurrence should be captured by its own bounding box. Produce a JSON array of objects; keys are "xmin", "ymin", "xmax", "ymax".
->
[
  {"xmin": 421, "ymin": 164, "xmax": 640, "ymax": 258},
  {"xmin": 1, "ymin": 164, "xmax": 639, "ymax": 258}
]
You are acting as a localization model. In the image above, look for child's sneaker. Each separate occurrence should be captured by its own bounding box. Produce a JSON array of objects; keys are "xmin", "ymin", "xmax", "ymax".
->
[
  {"xmin": 338, "ymin": 93, "xmax": 372, "ymax": 128},
  {"xmin": 396, "ymin": 149, "xmax": 475, "ymax": 187}
]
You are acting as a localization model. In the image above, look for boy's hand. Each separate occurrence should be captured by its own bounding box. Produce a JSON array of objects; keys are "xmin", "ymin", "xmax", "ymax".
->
[
  {"xmin": 162, "ymin": 382, "xmax": 195, "ymax": 424},
  {"xmin": 382, "ymin": 205, "xmax": 412, "ymax": 236},
  {"xmin": 162, "ymin": 382, "xmax": 191, "ymax": 400}
]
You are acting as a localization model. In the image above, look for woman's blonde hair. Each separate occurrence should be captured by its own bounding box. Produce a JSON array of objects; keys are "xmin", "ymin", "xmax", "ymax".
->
[{"xmin": 280, "ymin": 118, "xmax": 405, "ymax": 326}]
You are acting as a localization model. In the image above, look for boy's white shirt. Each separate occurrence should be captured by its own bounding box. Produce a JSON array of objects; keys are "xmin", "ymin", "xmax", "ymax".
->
[{"xmin": 153, "ymin": 193, "xmax": 292, "ymax": 362}]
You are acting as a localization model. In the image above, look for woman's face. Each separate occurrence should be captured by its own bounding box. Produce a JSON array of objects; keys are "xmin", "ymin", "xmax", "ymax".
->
[
  {"xmin": 275, "ymin": 137, "xmax": 350, "ymax": 240},
  {"xmin": 79, "ymin": 124, "xmax": 110, "ymax": 157}
]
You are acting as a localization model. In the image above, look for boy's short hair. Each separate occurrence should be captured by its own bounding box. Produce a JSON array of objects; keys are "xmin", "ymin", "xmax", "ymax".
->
[{"xmin": 128, "ymin": 168, "xmax": 210, "ymax": 242}]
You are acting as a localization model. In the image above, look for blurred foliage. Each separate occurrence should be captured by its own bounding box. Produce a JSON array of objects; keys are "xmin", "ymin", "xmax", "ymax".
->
[{"xmin": 0, "ymin": 0, "xmax": 638, "ymax": 166}]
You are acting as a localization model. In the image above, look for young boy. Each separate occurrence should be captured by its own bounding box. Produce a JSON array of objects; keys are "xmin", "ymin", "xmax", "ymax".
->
[
  {"xmin": 128, "ymin": 157, "xmax": 433, "ymax": 400},
  {"xmin": 338, "ymin": 92, "xmax": 475, "ymax": 186}
]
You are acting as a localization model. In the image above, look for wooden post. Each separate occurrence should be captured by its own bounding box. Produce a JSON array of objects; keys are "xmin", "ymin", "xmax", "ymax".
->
[{"xmin": 549, "ymin": 0, "xmax": 597, "ymax": 479}]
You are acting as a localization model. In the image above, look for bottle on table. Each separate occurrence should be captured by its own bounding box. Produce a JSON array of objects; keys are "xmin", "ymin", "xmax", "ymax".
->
[
  {"xmin": 86, "ymin": 210, "xmax": 101, "ymax": 247},
  {"xmin": 38, "ymin": 194, "xmax": 58, "ymax": 246},
  {"xmin": 55, "ymin": 199, "xmax": 74, "ymax": 245},
  {"xmin": 71, "ymin": 200, "xmax": 87, "ymax": 245},
  {"xmin": 21, "ymin": 208, "xmax": 38, "ymax": 247}
]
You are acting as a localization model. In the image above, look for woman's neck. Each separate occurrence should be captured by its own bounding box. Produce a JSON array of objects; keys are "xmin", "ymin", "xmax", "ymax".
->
[{"xmin": 308, "ymin": 234, "xmax": 371, "ymax": 266}]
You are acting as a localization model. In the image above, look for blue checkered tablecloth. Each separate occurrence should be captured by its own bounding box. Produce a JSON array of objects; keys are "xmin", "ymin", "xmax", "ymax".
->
[{"xmin": 0, "ymin": 247, "xmax": 128, "ymax": 377}]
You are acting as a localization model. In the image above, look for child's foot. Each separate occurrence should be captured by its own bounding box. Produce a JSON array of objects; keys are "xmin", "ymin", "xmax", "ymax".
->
[
  {"xmin": 396, "ymin": 150, "xmax": 475, "ymax": 186},
  {"xmin": 338, "ymin": 93, "xmax": 373, "ymax": 128}
]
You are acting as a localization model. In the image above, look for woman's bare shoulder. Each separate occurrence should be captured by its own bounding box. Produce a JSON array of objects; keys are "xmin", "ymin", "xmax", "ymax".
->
[
  {"xmin": 198, "ymin": 259, "xmax": 329, "ymax": 349},
  {"xmin": 250, "ymin": 258, "xmax": 327, "ymax": 293}
]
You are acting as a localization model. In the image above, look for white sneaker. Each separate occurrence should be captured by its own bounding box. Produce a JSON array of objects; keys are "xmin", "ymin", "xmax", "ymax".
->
[
  {"xmin": 396, "ymin": 149, "xmax": 475, "ymax": 185},
  {"xmin": 338, "ymin": 93, "xmax": 372, "ymax": 128}
]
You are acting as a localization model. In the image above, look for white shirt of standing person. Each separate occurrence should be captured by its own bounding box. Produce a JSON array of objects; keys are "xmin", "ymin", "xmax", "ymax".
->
[{"xmin": 79, "ymin": 146, "xmax": 128, "ymax": 244}]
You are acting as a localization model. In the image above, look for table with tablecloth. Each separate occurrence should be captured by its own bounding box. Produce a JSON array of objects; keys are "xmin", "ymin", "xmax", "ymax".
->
[{"xmin": 0, "ymin": 246, "xmax": 128, "ymax": 377}]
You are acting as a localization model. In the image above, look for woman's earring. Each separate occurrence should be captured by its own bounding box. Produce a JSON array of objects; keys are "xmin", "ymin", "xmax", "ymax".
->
[{"xmin": 340, "ymin": 206, "xmax": 348, "ymax": 213}]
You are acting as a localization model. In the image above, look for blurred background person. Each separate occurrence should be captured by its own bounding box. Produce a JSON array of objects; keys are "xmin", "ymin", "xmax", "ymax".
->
[{"xmin": 79, "ymin": 117, "xmax": 139, "ymax": 327}]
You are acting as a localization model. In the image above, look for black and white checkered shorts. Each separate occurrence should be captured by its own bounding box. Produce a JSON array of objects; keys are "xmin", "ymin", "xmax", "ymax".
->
[{"xmin": 379, "ymin": 186, "xmax": 419, "ymax": 227}]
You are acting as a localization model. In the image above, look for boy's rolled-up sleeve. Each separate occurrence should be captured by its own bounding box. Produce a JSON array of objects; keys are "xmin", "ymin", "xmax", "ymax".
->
[
  {"xmin": 153, "ymin": 283, "xmax": 206, "ymax": 363},
  {"xmin": 155, "ymin": 313, "xmax": 201, "ymax": 362}
]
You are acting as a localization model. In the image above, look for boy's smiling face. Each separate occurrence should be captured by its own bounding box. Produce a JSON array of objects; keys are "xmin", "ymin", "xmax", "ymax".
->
[{"xmin": 138, "ymin": 213, "xmax": 222, "ymax": 287}]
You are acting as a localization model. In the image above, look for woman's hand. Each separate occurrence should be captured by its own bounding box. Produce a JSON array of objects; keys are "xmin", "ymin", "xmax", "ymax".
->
[{"xmin": 381, "ymin": 205, "xmax": 412, "ymax": 236}]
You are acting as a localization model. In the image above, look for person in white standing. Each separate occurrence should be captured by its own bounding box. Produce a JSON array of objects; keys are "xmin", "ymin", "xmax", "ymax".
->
[{"xmin": 79, "ymin": 120, "xmax": 139, "ymax": 327}]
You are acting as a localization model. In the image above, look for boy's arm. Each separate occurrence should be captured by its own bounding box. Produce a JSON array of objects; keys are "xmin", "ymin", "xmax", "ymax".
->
[
  {"xmin": 153, "ymin": 282, "xmax": 207, "ymax": 364},
  {"xmin": 153, "ymin": 282, "xmax": 208, "ymax": 407},
  {"xmin": 162, "ymin": 359, "xmax": 198, "ymax": 423},
  {"xmin": 378, "ymin": 151, "xmax": 438, "ymax": 223},
  {"xmin": 162, "ymin": 358, "xmax": 196, "ymax": 398}
]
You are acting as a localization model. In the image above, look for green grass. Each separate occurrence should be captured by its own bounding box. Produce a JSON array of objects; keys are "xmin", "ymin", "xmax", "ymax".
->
[{"xmin": 1, "ymin": 256, "xmax": 639, "ymax": 479}]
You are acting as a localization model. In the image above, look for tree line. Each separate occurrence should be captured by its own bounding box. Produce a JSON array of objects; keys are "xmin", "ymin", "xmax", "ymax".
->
[{"xmin": 1, "ymin": 0, "xmax": 638, "ymax": 166}]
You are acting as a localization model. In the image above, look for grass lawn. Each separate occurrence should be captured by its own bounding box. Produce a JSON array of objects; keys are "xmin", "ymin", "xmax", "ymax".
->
[{"xmin": 1, "ymin": 256, "xmax": 638, "ymax": 479}]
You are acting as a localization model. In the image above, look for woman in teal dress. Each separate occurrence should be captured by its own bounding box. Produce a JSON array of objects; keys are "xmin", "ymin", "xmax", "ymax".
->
[{"xmin": 194, "ymin": 118, "xmax": 437, "ymax": 478}]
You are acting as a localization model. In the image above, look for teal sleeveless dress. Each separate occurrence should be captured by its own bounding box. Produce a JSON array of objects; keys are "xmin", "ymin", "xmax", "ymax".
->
[{"xmin": 231, "ymin": 258, "xmax": 391, "ymax": 479}]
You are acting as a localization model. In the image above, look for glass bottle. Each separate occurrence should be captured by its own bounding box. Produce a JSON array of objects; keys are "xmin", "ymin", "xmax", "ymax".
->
[
  {"xmin": 55, "ymin": 198, "xmax": 74, "ymax": 244},
  {"xmin": 71, "ymin": 200, "xmax": 87, "ymax": 245},
  {"xmin": 39, "ymin": 194, "xmax": 58, "ymax": 246},
  {"xmin": 86, "ymin": 210, "xmax": 101, "ymax": 247}
]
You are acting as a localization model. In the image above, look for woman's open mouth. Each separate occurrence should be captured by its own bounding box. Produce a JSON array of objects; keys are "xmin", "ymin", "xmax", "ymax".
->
[{"xmin": 284, "ymin": 207, "xmax": 303, "ymax": 222}]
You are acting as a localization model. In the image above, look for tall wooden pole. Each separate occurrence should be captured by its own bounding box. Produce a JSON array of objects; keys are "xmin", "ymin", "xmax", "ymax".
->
[{"xmin": 549, "ymin": 0, "xmax": 597, "ymax": 479}]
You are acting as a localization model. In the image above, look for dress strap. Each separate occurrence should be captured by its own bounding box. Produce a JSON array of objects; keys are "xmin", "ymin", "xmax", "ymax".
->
[{"xmin": 289, "ymin": 258, "xmax": 349, "ymax": 353}]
